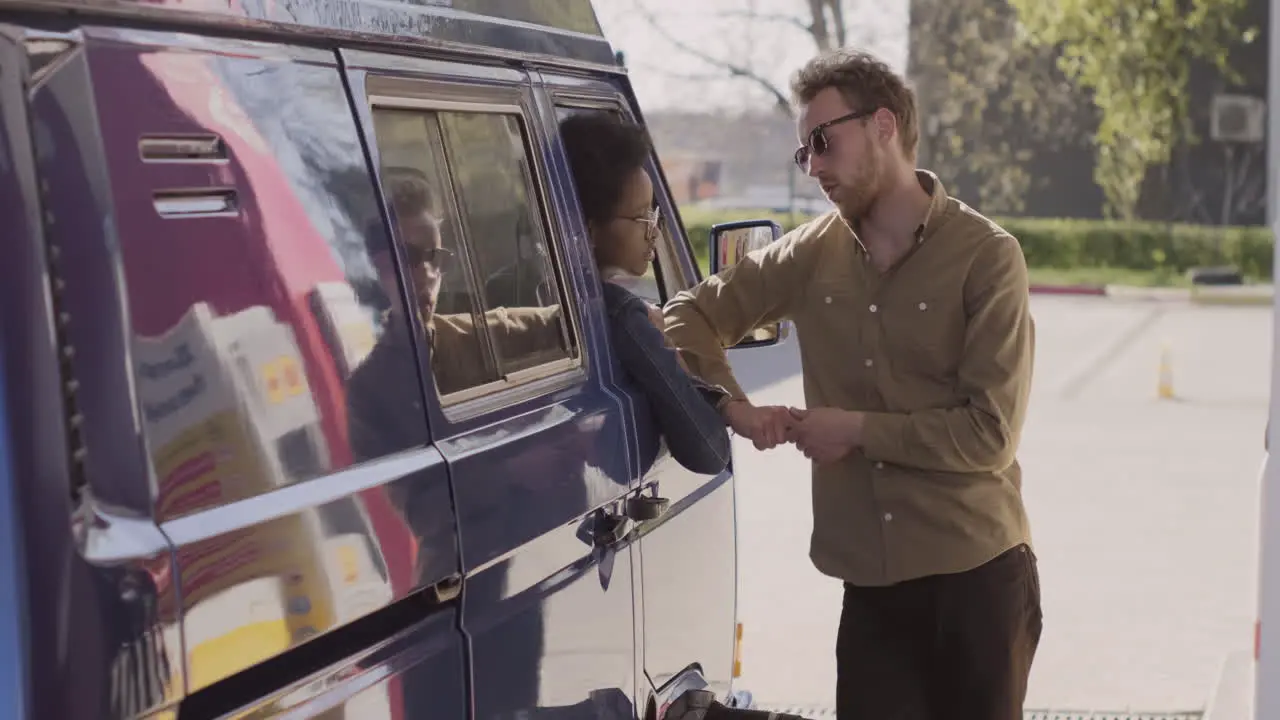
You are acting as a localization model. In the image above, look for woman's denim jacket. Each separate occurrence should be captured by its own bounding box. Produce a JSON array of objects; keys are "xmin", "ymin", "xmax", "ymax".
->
[{"xmin": 601, "ymin": 279, "xmax": 732, "ymax": 475}]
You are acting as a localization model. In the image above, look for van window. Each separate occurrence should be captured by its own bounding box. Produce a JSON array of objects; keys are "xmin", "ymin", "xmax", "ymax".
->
[
  {"xmin": 370, "ymin": 106, "xmax": 577, "ymax": 404},
  {"xmin": 555, "ymin": 105, "xmax": 691, "ymax": 305}
]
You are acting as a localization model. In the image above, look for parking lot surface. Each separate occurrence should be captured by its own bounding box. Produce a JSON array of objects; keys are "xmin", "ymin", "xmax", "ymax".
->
[{"xmin": 728, "ymin": 296, "xmax": 1271, "ymax": 712}]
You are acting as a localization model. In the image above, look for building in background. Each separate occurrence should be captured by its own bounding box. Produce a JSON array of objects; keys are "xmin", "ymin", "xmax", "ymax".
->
[{"xmin": 647, "ymin": 111, "xmax": 831, "ymax": 214}]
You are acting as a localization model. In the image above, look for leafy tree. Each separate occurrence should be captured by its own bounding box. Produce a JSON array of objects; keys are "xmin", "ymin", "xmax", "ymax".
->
[
  {"xmin": 910, "ymin": 0, "xmax": 1092, "ymax": 214},
  {"xmin": 1009, "ymin": 0, "xmax": 1256, "ymax": 219}
]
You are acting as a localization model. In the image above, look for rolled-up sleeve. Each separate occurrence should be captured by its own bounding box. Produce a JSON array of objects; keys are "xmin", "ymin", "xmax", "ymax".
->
[
  {"xmin": 663, "ymin": 222, "xmax": 818, "ymax": 399},
  {"xmin": 860, "ymin": 233, "xmax": 1034, "ymax": 473}
]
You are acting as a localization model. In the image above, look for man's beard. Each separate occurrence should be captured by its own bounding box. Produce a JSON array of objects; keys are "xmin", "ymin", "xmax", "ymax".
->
[
  {"xmin": 834, "ymin": 179, "xmax": 876, "ymax": 223},
  {"xmin": 832, "ymin": 147, "xmax": 881, "ymax": 222}
]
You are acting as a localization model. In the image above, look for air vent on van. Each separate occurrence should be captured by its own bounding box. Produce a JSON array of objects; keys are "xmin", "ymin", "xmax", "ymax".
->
[
  {"xmin": 139, "ymin": 135, "xmax": 226, "ymax": 162},
  {"xmin": 153, "ymin": 189, "xmax": 238, "ymax": 218}
]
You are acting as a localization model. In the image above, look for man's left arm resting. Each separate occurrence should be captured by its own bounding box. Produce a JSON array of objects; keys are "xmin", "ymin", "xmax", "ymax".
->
[{"xmin": 859, "ymin": 235, "xmax": 1034, "ymax": 473}]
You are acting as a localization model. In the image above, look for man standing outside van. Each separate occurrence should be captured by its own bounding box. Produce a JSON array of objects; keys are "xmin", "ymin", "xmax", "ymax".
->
[{"xmin": 663, "ymin": 49, "xmax": 1040, "ymax": 719}]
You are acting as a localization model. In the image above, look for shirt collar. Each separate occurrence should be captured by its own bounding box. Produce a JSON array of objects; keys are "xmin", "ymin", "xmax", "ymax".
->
[{"xmin": 851, "ymin": 169, "xmax": 949, "ymax": 255}]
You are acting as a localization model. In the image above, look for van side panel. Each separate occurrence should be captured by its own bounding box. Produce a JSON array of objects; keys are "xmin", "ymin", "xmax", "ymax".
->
[
  {"xmin": 537, "ymin": 71, "xmax": 741, "ymax": 701},
  {"xmin": 69, "ymin": 26, "xmax": 464, "ymax": 701},
  {"xmin": 343, "ymin": 49, "xmax": 642, "ymax": 718},
  {"xmin": 0, "ymin": 26, "xmax": 48, "ymax": 720},
  {"xmin": 13, "ymin": 24, "xmax": 183, "ymax": 719}
]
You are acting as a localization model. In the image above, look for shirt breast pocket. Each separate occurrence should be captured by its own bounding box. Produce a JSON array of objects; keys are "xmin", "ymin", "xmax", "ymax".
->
[
  {"xmin": 801, "ymin": 282, "xmax": 863, "ymax": 349},
  {"xmin": 886, "ymin": 295, "xmax": 963, "ymax": 376}
]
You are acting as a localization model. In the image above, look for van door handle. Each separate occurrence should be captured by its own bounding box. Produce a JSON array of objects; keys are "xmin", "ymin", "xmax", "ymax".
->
[
  {"xmin": 626, "ymin": 494, "xmax": 669, "ymax": 522},
  {"xmin": 427, "ymin": 574, "xmax": 462, "ymax": 604},
  {"xmin": 594, "ymin": 511, "xmax": 632, "ymax": 548}
]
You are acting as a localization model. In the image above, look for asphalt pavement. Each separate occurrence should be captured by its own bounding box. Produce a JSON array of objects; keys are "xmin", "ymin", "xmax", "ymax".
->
[{"xmin": 726, "ymin": 295, "xmax": 1272, "ymax": 714}]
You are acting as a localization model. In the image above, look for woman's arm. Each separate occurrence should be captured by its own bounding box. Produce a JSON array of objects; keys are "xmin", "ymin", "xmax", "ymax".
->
[{"xmin": 608, "ymin": 286, "xmax": 732, "ymax": 475}]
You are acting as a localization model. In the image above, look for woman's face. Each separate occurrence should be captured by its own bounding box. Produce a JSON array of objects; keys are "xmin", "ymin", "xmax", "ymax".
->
[{"xmin": 593, "ymin": 167, "xmax": 658, "ymax": 277}]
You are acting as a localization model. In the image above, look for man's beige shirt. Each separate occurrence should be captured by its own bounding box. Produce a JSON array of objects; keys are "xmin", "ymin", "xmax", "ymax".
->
[{"xmin": 664, "ymin": 171, "xmax": 1035, "ymax": 587}]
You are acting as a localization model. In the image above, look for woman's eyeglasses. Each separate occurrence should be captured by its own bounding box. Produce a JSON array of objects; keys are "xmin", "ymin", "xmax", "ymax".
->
[
  {"xmin": 793, "ymin": 108, "xmax": 876, "ymax": 171},
  {"xmin": 618, "ymin": 206, "xmax": 662, "ymax": 237}
]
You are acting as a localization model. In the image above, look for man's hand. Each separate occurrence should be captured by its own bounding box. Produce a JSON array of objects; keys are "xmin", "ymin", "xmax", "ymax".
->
[
  {"xmin": 787, "ymin": 407, "xmax": 863, "ymax": 464},
  {"xmin": 722, "ymin": 401, "xmax": 795, "ymax": 450}
]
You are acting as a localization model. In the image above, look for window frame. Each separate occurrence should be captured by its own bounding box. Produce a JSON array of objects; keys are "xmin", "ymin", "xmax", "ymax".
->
[{"xmin": 367, "ymin": 87, "xmax": 587, "ymax": 419}]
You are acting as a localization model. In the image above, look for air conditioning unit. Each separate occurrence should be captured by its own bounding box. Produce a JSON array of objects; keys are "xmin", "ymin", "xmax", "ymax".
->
[{"xmin": 1211, "ymin": 94, "xmax": 1266, "ymax": 143}]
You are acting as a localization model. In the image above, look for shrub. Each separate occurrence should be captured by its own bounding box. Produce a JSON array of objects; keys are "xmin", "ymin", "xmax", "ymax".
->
[{"xmin": 675, "ymin": 207, "xmax": 1274, "ymax": 279}]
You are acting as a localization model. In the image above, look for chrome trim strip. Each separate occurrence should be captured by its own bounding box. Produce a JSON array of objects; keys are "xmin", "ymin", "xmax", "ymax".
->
[{"xmin": 160, "ymin": 447, "xmax": 440, "ymax": 546}]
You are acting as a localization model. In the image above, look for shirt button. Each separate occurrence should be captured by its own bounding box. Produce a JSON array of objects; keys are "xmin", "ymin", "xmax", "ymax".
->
[
  {"xmin": 869, "ymin": 304, "xmax": 878, "ymax": 313},
  {"xmin": 825, "ymin": 296, "xmax": 832, "ymax": 304},
  {"xmin": 884, "ymin": 512, "xmax": 893, "ymax": 522},
  {"xmin": 918, "ymin": 301, "xmax": 928, "ymax": 310},
  {"xmin": 875, "ymin": 462, "xmax": 884, "ymax": 469},
  {"xmin": 864, "ymin": 358, "xmax": 873, "ymax": 367}
]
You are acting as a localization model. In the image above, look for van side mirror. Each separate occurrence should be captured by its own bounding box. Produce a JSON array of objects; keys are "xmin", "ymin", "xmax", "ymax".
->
[{"xmin": 709, "ymin": 220, "xmax": 791, "ymax": 349}]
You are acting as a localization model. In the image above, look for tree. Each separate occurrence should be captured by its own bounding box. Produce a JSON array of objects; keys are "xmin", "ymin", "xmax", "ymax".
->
[
  {"xmin": 629, "ymin": 0, "xmax": 1086, "ymax": 215},
  {"xmin": 630, "ymin": 0, "xmax": 887, "ymax": 118},
  {"xmin": 909, "ymin": 0, "xmax": 1093, "ymax": 214},
  {"xmin": 1009, "ymin": 0, "xmax": 1256, "ymax": 219}
]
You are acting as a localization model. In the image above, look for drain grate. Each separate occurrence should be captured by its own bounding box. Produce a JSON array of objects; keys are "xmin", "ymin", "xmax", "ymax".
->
[{"xmin": 753, "ymin": 707, "xmax": 1202, "ymax": 720}]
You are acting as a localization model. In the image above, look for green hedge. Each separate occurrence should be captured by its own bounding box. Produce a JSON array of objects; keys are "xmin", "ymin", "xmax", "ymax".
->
[{"xmin": 677, "ymin": 208, "xmax": 1274, "ymax": 280}]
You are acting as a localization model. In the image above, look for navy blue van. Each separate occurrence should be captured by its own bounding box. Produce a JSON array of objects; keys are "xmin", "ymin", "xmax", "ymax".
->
[{"xmin": 0, "ymin": 1, "xmax": 788, "ymax": 718}]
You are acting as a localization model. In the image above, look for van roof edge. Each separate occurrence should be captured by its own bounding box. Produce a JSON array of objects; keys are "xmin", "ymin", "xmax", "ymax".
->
[{"xmin": 0, "ymin": 0, "xmax": 624, "ymax": 71}]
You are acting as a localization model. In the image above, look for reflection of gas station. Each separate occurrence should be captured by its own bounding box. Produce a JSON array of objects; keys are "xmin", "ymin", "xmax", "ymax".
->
[{"xmin": 135, "ymin": 299, "xmax": 391, "ymax": 699}]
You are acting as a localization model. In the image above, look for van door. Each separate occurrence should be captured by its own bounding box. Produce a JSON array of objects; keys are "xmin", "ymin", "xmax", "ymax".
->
[
  {"xmin": 43, "ymin": 27, "xmax": 467, "ymax": 716},
  {"xmin": 345, "ymin": 51, "xmax": 641, "ymax": 719},
  {"xmin": 538, "ymin": 75, "xmax": 740, "ymax": 701}
]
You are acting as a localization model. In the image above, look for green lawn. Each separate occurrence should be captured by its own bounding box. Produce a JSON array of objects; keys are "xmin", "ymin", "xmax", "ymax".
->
[{"xmin": 1025, "ymin": 267, "xmax": 1191, "ymax": 288}]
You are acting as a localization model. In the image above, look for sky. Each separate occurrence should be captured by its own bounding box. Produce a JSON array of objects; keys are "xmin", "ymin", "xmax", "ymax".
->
[{"xmin": 593, "ymin": 0, "xmax": 909, "ymax": 115}]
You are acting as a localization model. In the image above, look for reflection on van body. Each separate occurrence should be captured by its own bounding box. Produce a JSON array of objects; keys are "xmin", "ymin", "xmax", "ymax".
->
[{"xmin": 0, "ymin": 1, "xmax": 765, "ymax": 717}]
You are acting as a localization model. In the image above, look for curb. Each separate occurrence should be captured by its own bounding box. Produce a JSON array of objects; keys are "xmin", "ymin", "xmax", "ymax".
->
[
  {"xmin": 1030, "ymin": 283, "xmax": 1274, "ymax": 306},
  {"xmin": 1029, "ymin": 284, "xmax": 1106, "ymax": 296},
  {"xmin": 1188, "ymin": 286, "xmax": 1273, "ymax": 306}
]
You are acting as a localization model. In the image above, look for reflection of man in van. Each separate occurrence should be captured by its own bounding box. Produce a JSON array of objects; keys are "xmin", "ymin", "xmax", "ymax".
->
[
  {"xmin": 346, "ymin": 170, "xmax": 562, "ymax": 715},
  {"xmin": 358, "ymin": 172, "xmax": 567, "ymax": 402}
]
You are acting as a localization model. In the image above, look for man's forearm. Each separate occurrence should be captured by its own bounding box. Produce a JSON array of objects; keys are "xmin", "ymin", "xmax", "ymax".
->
[{"xmin": 663, "ymin": 298, "xmax": 747, "ymax": 400}]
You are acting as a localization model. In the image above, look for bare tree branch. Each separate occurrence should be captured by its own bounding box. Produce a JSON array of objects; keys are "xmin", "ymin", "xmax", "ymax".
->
[
  {"xmin": 828, "ymin": 0, "xmax": 848, "ymax": 48},
  {"xmin": 634, "ymin": 63, "xmax": 741, "ymax": 84},
  {"xmin": 714, "ymin": 9, "xmax": 814, "ymax": 36},
  {"xmin": 807, "ymin": 0, "xmax": 830, "ymax": 50},
  {"xmin": 632, "ymin": 0, "xmax": 794, "ymax": 117}
]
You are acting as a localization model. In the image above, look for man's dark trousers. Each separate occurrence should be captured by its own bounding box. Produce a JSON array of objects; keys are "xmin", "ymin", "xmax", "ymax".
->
[{"xmin": 835, "ymin": 544, "xmax": 1043, "ymax": 720}]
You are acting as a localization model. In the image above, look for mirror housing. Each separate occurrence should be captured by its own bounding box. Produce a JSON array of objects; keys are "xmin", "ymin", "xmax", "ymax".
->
[
  {"xmin": 708, "ymin": 219, "xmax": 792, "ymax": 349},
  {"xmin": 710, "ymin": 219, "xmax": 782, "ymax": 275}
]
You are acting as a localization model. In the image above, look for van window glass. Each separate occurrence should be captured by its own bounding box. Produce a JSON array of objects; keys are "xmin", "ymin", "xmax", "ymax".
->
[
  {"xmin": 555, "ymin": 105, "xmax": 687, "ymax": 305},
  {"xmin": 371, "ymin": 107, "xmax": 576, "ymax": 402}
]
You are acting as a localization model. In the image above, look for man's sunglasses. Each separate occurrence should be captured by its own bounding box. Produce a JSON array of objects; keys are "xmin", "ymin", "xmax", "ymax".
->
[
  {"xmin": 793, "ymin": 108, "xmax": 876, "ymax": 170},
  {"xmin": 405, "ymin": 244, "xmax": 453, "ymax": 266}
]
